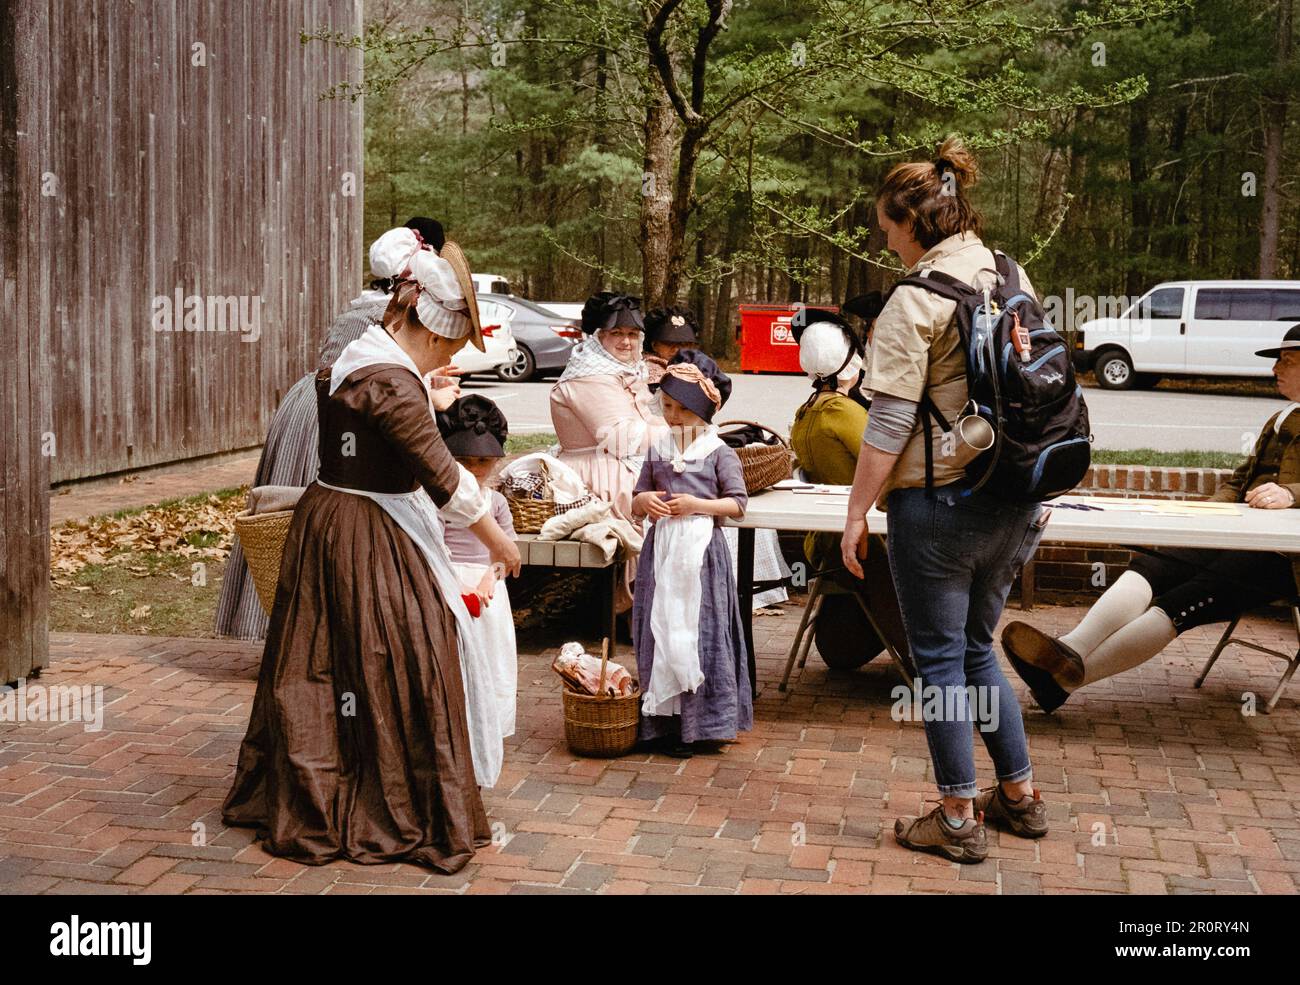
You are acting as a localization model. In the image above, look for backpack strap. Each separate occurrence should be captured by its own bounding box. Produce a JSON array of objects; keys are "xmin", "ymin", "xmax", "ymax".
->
[
  {"xmin": 895, "ymin": 268, "xmax": 978, "ymax": 305},
  {"xmin": 993, "ymin": 250, "xmax": 1021, "ymax": 298},
  {"xmin": 917, "ymin": 392, "xmax": 953, "ymax": 498}
]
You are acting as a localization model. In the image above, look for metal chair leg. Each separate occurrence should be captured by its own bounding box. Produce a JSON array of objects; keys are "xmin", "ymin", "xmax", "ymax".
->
[
  {"xmin": 779, "ymin": 573, "xmax": 825, "ymax": 692},
  {"xmin": 1194, "ymin": 615, "xmax": 1241, "ymax": 689}
]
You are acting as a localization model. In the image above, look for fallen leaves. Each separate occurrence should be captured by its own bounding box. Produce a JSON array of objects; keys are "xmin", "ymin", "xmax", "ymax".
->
[{"xmin": 50, "ymin": 487, "xmax": 248, "ymax": 582}]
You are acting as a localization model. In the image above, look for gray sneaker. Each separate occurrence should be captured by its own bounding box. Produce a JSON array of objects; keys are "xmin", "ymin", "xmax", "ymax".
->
[
  {"xmin": 894, "ymin": 804, "xmax": 988, "ymax": 864},
  {"xmin": 974, "ymin": 785, "xmax": 1049, "ymax": 839}
]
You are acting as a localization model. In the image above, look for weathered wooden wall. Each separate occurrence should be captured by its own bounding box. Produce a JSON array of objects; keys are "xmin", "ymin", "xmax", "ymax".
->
[
  {"xmin": 1, "ymin": 0, "xmax": 51, "ymax": 683},
  {"xmin": 1, "ymin": 0, "xmax": 364, "ymax": 682},
  {"xmin": 31, "ymin": 0, "xmax": 365, "ymax": 484}
]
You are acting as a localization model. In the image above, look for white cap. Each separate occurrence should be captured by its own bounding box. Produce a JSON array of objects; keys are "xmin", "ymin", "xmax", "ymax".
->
[
  {"xmin": 408, "ymin": 249, "xmax": 471, "ymax": 339},
  {"xmin": 798, "ymin": 320, "xmax": 862, "ymax": 382},
  {"xmin": 369, "ymin": 227, "xmax": 423, "ymax": 279}
]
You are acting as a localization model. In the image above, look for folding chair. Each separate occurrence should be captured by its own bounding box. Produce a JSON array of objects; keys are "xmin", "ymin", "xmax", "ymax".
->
[
  {"xmin": 778, "ymin": 566, "xmax": 914, "ymax": 692},
  {"xmin": 1194, "ymin": 600, "xmax": 1300, "ymax": 714}
]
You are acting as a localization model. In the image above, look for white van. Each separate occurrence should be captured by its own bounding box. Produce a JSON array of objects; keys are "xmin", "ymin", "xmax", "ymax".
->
[
  {"xmin": 1075, "ymin": 280, "xmax": 1300, "ymax": 389},
  {"xmin": 471, "ymin": 272, "xmax": 512, "ymax": 295}
]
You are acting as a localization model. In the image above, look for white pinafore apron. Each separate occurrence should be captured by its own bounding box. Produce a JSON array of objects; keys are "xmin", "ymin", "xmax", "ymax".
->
[
  {"xmin": 642, "ymin": 427, "xmax": 725, "ymax": 718},
  {"xmin": 452, "ymin": 562, "xmax": 517, "ymax": 739}
]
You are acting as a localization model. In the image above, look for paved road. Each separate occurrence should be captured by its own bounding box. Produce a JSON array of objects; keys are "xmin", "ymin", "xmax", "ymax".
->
[{"xmin": 464, "ymin": 373, "xmax": 1286, "ymax": 453}]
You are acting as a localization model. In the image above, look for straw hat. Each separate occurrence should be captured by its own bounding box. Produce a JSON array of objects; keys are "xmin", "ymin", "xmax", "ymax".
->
[{"xmin": 436, "ymin": 240, "xmax": 484, "ymax": 352}]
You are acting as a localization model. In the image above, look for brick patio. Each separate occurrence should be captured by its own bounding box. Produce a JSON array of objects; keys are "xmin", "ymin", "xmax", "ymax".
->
[{"xmin": 2, "ymin": 603, "xmax": 1298, "ymax": 895}]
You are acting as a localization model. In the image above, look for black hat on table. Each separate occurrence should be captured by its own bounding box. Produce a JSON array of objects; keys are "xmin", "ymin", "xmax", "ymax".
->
[
  {"xmin": 659, "ymin": 349, "xmax": 732, "ymax": 423},
  {"xmin": 644, "ymin": 306, "xmax": 699, "ymax": 345},
  {"xmin": 436, "ymin": 394, "xmax": 508, "ymax": 458},
  {"xmin": 1255, "ymin": 323, "xmax": 1300, "ymax": 359},
  {"xmin": 580, "ymin": 292, "xmax": 644, "ymax": 335}
]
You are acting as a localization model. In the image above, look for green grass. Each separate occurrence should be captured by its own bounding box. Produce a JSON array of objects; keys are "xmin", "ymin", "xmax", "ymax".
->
[
  {"xmin": 1090, "ymin": 448, "xmax": 1244, "ymax": 470},
  {"xmin": 105, "ymin": 485, "xmax": 247, "ymax": 520},
  {"xmin": 505, "ymin": 431, "xmax": 557, "ymax": 454}
]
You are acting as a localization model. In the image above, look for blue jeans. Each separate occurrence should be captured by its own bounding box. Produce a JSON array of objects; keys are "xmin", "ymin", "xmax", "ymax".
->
[{"xmin": 886, "ymin": 485, "xmax": 1045, "ymax": 799}]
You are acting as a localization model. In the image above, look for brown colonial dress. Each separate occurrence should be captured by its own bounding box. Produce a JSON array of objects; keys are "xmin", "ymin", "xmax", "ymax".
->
[{"xmin": 222, "ymin": 359, "xmax": 491, "ymax": 873}]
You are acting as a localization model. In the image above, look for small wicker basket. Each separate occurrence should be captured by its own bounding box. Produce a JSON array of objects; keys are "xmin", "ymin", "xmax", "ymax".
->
[
  {"xmin": 234, "ymin": 509, "xmax": 294, "ymax": 615},
  {"xmin": 557, "ymin": 639, "xmax": 641, "ymax": 758},
  {"xmin": 717, "ymin": 419, "xmax": 795, "ymax": 494},
  {"xmin": 502, "ymin": 458, "xmax": 560, "ymax": 533}
]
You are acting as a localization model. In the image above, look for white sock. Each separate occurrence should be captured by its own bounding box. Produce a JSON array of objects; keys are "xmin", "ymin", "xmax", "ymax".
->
[
  {"xmin": 1060, "ymin": 571, "xmax": 1154, "ymax": 658},
  {"xmin": 1081, "ymin": 608, "xmax": 1177, "ymax": 685}
]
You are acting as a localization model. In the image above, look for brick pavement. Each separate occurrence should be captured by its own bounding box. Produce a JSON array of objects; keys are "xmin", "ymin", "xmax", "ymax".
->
[{"xmin": 1, "ymin": 604, "xmax": 1298, "ymax": 895}]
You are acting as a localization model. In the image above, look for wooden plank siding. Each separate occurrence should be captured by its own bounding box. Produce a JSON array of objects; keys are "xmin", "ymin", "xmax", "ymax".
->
[
  {"xmin": 0, "ymin": 0, "xmax": 363, "ymax": 683},
  {"xmin": 32, "ymin": 0, "xmax": 364, "ymax": 484}
]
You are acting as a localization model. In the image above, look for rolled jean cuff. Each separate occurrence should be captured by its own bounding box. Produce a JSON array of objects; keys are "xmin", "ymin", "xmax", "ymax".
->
[
  {"xmin": 936, "ymin": 779, "xmax": 981, "ymax": 799},
  {"xmin": 997, "ymin": 764, "xmax": 1034, "ymax": 785}
]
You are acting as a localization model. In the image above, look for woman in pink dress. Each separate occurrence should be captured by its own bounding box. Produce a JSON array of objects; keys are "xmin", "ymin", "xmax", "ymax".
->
[{"xmin": 550, "ymin": 293, "xmax": 665, "ymax": 609}]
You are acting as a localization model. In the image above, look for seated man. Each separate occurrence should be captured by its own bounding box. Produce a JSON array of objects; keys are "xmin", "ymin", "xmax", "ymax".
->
[{"xmin": 1002, "ymin": 324, "xmax": 1300, "ymax": 711}]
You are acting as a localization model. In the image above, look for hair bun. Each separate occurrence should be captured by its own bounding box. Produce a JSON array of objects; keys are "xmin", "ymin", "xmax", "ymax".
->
[{"xmin": 934, "ymin": 135, "xmax": 979, "ymax": 189}]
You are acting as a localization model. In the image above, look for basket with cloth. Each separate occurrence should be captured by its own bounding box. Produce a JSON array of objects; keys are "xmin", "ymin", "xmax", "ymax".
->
[
  {"xmin": 234, "ymin": 485, "xmax": 307, "ymax": 614},
  {"xmin": 717, "ymin": 420, "xmax": 795, "ymax": 494}
]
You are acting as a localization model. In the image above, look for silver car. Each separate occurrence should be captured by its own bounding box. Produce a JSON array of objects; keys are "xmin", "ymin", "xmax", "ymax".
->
[{"xmin": 483, "ymin": 295, "xmax": 582, "ymax": 382}]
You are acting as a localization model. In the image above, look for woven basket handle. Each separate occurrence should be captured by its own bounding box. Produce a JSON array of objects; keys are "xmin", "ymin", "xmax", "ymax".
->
[
  {"xmin": 597, "ymin": 637, "xmax": 609, "ymax": 699},
  {"xmin": 716, "ymin": 419, "xmax": 790, "ymax": 450}
]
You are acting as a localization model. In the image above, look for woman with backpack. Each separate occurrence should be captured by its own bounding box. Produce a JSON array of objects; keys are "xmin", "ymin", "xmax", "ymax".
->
[{"xmin": 839, "ymin": 137, "xmax": 1050, "ymax": 864}]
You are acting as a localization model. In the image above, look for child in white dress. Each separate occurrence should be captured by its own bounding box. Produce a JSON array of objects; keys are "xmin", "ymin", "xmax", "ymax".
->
[{"xmin": 439, "ymin": 395, "xmax": 519, "ymax": 738}]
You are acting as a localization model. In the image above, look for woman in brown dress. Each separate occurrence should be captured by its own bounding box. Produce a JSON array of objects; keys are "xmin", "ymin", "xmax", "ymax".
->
[{"xmin": 223, "ymin": 228, "xmax": 521, "ymax": 873}]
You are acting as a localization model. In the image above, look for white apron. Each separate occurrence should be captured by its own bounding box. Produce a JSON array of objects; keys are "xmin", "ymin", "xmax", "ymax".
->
[
  {"xmin": 642, "ymin": 427, "xmax": 725, "ymax": 717},
  {"xmin": 453, "ymin": 562, "xmax": 517, "ymax": 739}
]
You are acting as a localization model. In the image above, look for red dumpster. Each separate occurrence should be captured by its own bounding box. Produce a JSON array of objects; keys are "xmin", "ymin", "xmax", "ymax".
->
[{"xmin": 737, "ymin": 303, "xmax": 840, "ymax": 373}]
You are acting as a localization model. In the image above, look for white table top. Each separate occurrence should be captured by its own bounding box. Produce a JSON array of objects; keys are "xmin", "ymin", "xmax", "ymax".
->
[{"xmin": 725, "ymin": 486, "xmax": 1300, "ymax": 554}]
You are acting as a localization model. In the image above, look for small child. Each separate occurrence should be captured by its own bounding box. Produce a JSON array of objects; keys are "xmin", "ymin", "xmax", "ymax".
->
[
  {"xmin": 438, "ymin": 395, "xmax": 519, "ymax": 738},
  {"xmin": 630, "ymin": 350, "xmax": 752, "ymax": 758}
]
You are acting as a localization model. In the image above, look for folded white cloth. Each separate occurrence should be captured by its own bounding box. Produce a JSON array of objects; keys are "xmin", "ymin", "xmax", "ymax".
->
[
  {"xmin": 499, "ymin": 452, "xmax": 592, "ymax": 505},
  {"xmin": 247, "ymin": 485, "xmax": 306, "ymax": 514}
]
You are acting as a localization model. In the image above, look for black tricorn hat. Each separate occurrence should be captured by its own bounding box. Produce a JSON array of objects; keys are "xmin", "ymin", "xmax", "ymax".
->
[
  {"xmin": 1256, "ymin": 323, "xmax": 1300, "ymax": 359},
  {"xmin": 437, "ymin": 394, "xmax": 508, "ymax": 458},
  {"xmin": 644, "ymin": 306, "xmax": 699, "ymax": 345}
]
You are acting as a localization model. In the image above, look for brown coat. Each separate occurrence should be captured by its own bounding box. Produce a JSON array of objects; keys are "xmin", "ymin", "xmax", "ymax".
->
[{"xmin": 1209, "ymin": 407, "xmax": 1300, "ymax": 592}]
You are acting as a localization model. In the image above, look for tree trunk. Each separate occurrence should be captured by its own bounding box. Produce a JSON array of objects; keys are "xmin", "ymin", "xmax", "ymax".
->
[
  {"xmin": 1126, "ymin": 98, "xmax": 1152, "ymax": 298},
  {"xmin": 1259, "ymin": 0, "xmax": 1293, "ymax": 278},
  {"xmin": 640, "ymin": 64, "xmax": 676, "ymax": 305}
]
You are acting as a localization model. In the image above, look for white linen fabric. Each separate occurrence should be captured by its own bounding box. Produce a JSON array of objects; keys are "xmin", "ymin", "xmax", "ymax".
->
[
  {"xmin": 407, "ymin": 249, "xmax": 471, "ymax": 339},
  {"xmin": 643, "ymin": 513, "xmax": 712, "ymax": 717},
  {"xmin": 453, "ymin": 561, "xmax": 517, "ymax": 739}
]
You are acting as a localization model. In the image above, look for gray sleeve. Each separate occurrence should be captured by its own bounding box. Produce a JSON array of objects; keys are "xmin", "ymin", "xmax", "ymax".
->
[{"xmin": 863, "ymin": 392, "xmax": 919, "ymax": 454}]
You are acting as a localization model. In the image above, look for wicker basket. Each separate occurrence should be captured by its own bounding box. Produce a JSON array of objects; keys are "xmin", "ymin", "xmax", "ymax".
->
[
  {"xmin": 502, "ymin": 458, "xmax": 561, "ymax": 533},
  {"xmin": 506, "ymin": 496, "xmax": 559, "ymax": 534},
  {"xmin": 557, "ymin": 639, "xmax": 641, "ymax": 758},
  {"xmin": 234, "ymin": 509, "xmax": 294, "ymax": 615},
  {"xmin": 717, "ymin": 419, "xmax": 795, "ymax": 494}
]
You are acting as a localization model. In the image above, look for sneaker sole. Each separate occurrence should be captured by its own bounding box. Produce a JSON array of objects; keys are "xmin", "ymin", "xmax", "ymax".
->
[{"xmin": 1002, "ymin": 622, "xmax": 1084, "ymax": 690}]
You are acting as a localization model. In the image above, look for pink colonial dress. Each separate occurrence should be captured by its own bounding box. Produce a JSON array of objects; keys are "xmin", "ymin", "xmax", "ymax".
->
[{"xmin": 550, "ymin": 338, "xmax": 664, "ymax": 609}]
